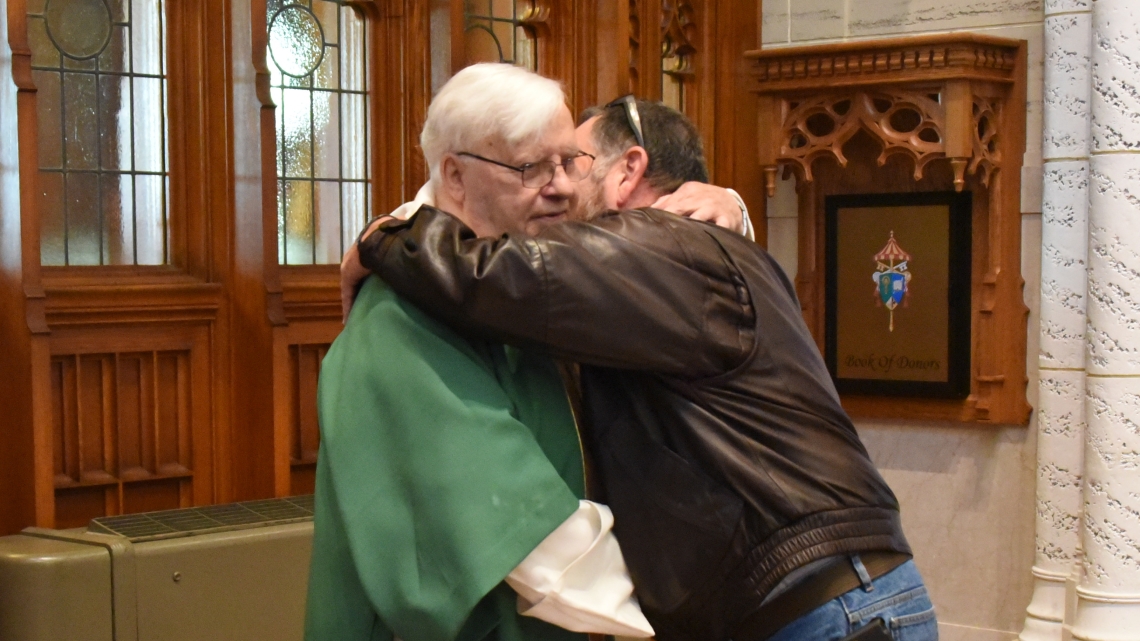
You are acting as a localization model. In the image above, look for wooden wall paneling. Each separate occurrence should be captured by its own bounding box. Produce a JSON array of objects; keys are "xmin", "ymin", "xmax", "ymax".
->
[
  {"xmin": 276, "ymin": 321, "xmax": 333, "ymax": 496},
  {"xmin": 629, "ymin": 0, "xmax": 662, "ymax": 100},
  {"xmin": 271, "ymin": 323, "xmax": 293, "ymax": 497},
  {"xmin": 28, "ymin": 0, "xmax": 232, "ymax": 527},
  {"xmin": 361, "ymin": 0, "xmax": 404, "ymax": 214},
  {"xmin": 400, "ymin": 0, "xmax": 432, "ymax": 202},
  {"xmin": 746, "ymin": 35, "xmax": 1031, "ymax": 424},
  {"xmin": 274, "ymin": 327, "xmax": 334, "ymax": 496},
  {"xmin": 167, "ymin": 0, "xmax": 204, "ymax": 276},
  {"xmin": 598, "ymin": 0, "xmax": 765, "ymax": 241},
  {"xmin": 449, "ymin": 0, "xmax": 465, "ymax": 78},
  {"xmin": 0, "ymin": 0, "xmax": 55, "ymax": 534},
  {"xmin": 220, "ymin": 0, "xmax": 262, "ymax": 508},
  {"xmin": 567, "ymin": 0, "xmax": 598, "ymax": 114},
  {"xmin": 272, "ymin": 266, "xmax": 342, "ymax": 496},
  {"xmin": 595, "ymin": 0, "xmax": 627, "ymax": 105},
  {"xmin": 531, "ymin": 2, "xmax": 560, "ymax": 93},
  {"xmin": 288, "ymin": 342, "xmax": 323, "ymax": 494},
  {"xmin": 976, "ymin": 47, "xmax": 1029, "ymax": 422},
  {"xmin": 681, "ymin": 0, "xmax": 714, "ymax": 174},
  {"xmin": 228, "ymin": 0, "xmax": 282, "ymax": 502},
  {"xmin": 385, "ymin": 0, "xmax": 431, "ymax": 203},
  {"xmin": 40, "ymin": 277, "xmax": 226, "ymax": 516},
  {"xmin": 298, "ymin": 344, "xmax": 327, "ymax": 482},
  {"xmin": 171, "ymin": 0, "xmax": 236, "ymax": 506},
  {"xmin": 535, "ymin": 0, "xmax": 596, "ymax": 117},
  {"xmin": 797, "ymin": 174, "xmax": 824, "ymax": 346},
  {"xmin": 46, "ymin": 323, "xmax": 213, "ymax": 527},
  {"xmin": 709, "ymin": 0, "xmax": 763, "ymax": 244}
]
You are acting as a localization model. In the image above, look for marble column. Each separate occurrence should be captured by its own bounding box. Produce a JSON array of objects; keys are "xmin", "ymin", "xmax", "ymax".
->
[
  {"xmin": 1021, "ymin": 2, "xmax": 1092, "ymax": 640},
  {"xmin": 1074, "ymin": 0, "xmax": 1140, "ymax": 638}
]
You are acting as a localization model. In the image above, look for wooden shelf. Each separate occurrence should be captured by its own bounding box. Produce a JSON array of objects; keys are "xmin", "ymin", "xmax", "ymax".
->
[{"xmin": 747, "ymin": 34, "xmax": 1031, "ymax": 425}]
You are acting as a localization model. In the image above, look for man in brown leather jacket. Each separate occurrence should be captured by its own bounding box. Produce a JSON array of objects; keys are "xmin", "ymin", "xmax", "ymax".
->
[{"xmin": 354, "ymin": 100, "xmax": 938, "ymax": 641}]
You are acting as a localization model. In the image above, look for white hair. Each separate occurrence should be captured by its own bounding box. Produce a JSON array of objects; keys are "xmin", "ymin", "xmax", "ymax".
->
[{"xmin": 421, "ymin": 63, "xmax": 567, "ymax": 185}]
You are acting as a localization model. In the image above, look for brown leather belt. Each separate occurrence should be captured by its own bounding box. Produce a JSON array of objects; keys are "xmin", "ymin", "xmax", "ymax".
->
[{"xmin": 732, "ymin": 551, "xmax": 911, "ymax": 641}]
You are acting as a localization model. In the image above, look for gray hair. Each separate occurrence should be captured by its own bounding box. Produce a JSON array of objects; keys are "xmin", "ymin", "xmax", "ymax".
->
[
  {"xmin": 421, "ymin": 63, "xmax": 567, "ymax": 186},
  {"xmin": 580, "ymin": 99, "xmax": 708, "ymax": 193}
]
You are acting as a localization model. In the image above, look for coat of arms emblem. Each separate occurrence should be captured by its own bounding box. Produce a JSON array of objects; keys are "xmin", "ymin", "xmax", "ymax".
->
[{"xmin": 872, "ymin": 231, "xmax": 912, "ymax": 332}]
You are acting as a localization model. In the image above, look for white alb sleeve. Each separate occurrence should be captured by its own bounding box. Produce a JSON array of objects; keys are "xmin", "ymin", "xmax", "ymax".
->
[
  {"xmin": 388, "ymin": 183, "xmax": 436, "ymax": 220},
  {"xmin": 725, "ymin": 187, "xmax": 754, "ymax": 241},
  {"xmin": 505, "ymin": 500, "xmax": 655, "ymax": 638}
]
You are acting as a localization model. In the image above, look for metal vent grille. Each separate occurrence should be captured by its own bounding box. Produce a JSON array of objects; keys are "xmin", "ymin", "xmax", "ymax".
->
[{"xmin": 88, "ymin": 495, "xmax": 315, "ymax": 542}]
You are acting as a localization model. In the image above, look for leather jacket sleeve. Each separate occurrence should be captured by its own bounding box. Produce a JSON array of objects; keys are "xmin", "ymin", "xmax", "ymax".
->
[{"xmin": 359, "ymin": 206, "xmax": 755, "ymax": 378}]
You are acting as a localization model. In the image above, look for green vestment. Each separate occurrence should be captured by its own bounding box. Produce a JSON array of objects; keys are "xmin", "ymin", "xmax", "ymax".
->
[{"xmin": 304, "ymin": 277, "xmax": 586, "ymax": 641}]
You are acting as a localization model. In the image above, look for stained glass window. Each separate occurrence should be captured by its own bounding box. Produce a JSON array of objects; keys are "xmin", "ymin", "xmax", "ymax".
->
[
  {"xmin": 463, "ymin": 0, "xmax": 536, "ymax": 70},
  {"xmin": 269, "ymin": 0, "xmax": 370, "ymax": 265},
  {"xmin": 29, "ymin": 0, "xmax": 169, "ymax": 266}
]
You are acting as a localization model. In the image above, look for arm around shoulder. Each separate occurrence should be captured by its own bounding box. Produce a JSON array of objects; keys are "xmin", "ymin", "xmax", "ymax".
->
[{"xmin": 359, "ymin": 207, "xmax": 753, "ymax": 378}]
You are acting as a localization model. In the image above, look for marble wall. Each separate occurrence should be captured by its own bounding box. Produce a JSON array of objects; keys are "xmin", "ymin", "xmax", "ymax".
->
[{"xmin": 761, "ymin": 1, "xmax": 1048, "ymax": 639}]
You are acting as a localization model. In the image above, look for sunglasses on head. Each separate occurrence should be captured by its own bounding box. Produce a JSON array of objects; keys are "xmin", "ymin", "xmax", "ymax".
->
[{"xmin": 605, "ymin": 94, "xmax": 646, "ymax": 148}]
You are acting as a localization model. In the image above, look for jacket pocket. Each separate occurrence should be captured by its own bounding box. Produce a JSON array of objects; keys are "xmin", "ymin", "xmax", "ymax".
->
[{"xmin": 600, "ymin": 421, "xmax": 744, "ymax": 614}]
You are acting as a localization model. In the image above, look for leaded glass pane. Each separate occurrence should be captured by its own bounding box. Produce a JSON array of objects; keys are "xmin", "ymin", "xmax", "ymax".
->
[
  {"xmin": 661, "ymin": 2, "xmax": 695, "ymax": 113},
  {"xmin": 29, "ymin": 0, "xmax": 170, "ymax": 266},
  {"xmin": 270, "ymin": 0, "xmax": 370, "ymax": 265},
  {"xmin": 40, "ymin": 172, "xmax": 66, "ymax": 265},
  {"xmin": 662, "ymin": 52, "xmax": 684, "ymax": 111},
  {"xmin": 463, "ymin": 0, "xmax": 537, "ymax": 70}
]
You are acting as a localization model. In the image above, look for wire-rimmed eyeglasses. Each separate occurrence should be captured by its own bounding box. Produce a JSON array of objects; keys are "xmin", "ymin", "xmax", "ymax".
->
[
  {"xmin": 606, "ymin": 94, "xmax": 646, "ymax": 148},
  {"xmin": 457, "ymin": 151, "xmax": 596, "ymax": 188}
]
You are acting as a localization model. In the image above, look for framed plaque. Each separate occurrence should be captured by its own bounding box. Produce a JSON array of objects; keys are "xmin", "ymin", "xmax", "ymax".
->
[{"xmin": 824, "ymin": 191, "xmax": 972, "ymax": 398}]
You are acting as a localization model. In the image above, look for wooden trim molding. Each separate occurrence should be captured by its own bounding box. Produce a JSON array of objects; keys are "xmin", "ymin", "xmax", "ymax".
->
[
  {"xmin": 747, "ymin": 34, "xmax": 1030, "ymax": 425},
  {"xmin": 748, "ymin": 35, "xmax": 1022, "ymax": 198},
  {"xmin": 748, "ymin": 34, "xmax": 1020, "ymax": 90},
  {"xmin": 708, "ymin": 0, "xmax": 762, "ymax": 243},
  {"xmin": 0, "ymin": 0, "xmax": 54, "ymax": 534},
  {"xmin": 43, "ymin": 281, "xmax": 223, "ymax": 328},
  {"xmin": 280, "ymin": 266, "xmax": 341, "ymax": 322}
]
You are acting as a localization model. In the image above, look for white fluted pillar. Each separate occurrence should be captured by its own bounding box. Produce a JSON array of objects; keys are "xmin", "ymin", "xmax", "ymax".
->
[
  {"xmin": 1021, "ymin": 2, "xmax": 1093, "ymax": 640},
  {"xmin": 1074, "ymin": 1, "xmax": 1140, "ymax": 638}
]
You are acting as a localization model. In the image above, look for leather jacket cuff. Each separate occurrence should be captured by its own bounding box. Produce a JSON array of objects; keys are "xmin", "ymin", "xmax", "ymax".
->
[{"xmin": 359, "ymin": 217, "xmax": 410, "ymax": 272}]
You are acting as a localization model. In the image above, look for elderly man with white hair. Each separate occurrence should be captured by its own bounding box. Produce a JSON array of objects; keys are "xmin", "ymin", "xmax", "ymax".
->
[{"xmin": 304, "ymin": 64, "xmax": 741, "ymax": 641}]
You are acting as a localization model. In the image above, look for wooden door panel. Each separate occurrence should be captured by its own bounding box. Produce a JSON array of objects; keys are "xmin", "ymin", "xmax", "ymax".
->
[
  {"xmin": 274, "ymin": 313, "xmax": 340, "ymax": 496},
  {"xmin": 47, "ymin": 323, "xmax": 213, "ymax": 526},
  {"xmin": 288, "ymin": 341, "xmax": 327, "ymax": 495}
]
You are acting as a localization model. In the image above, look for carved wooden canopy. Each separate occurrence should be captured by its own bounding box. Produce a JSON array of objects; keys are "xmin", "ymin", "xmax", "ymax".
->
[{"xmin": 745, "ymin": 34, "xmax": 1021, "ymax": 197}]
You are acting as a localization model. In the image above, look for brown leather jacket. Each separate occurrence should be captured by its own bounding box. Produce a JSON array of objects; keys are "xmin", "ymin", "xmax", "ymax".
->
[{"xmin": 359, "ymin": 206, "xmax": 910, "ymax": 641}]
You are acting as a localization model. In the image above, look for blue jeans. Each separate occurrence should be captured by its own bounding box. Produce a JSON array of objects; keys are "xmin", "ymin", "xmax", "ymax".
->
[{"xmin": 764, "ymin": 559, "xmax": 938, "ymax": 641}]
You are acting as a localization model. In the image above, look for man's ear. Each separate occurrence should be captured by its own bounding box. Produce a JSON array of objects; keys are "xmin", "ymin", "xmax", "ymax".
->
[
  {"xmin": 613, "ymin": 146, "xmax": 650, "ymax": 209},
  {"xmin": 440, "ymin": 154, "xmax": 466, "ymax": 204}
]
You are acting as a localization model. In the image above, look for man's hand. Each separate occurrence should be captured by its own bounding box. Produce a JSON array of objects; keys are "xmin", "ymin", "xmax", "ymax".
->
[
  {"xmin": 340, "ymin": 216, "xmax": 391, "ymax": 322},
  {"xmin": 650, "ymin": 182, "xmax": 744, "ymax": 234}
]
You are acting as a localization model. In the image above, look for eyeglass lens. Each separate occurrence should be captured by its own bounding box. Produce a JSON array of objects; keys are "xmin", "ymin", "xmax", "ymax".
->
[{"xmin": 521, "ymin": 154, "xmax": 594, "ymax": 188}]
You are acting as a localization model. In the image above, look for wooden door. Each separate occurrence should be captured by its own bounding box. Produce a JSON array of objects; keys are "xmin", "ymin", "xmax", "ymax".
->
[{"xmin": 0, "ymin": 0, "xmax": 431, "ymax": 532}]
